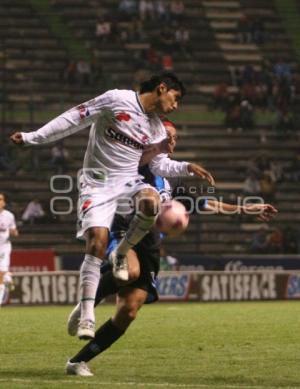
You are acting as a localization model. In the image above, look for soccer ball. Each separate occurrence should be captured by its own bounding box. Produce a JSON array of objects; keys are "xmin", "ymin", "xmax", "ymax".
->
[{"xmin": 156, "ymin": 200, "xmax": 189, "ymax": 237}]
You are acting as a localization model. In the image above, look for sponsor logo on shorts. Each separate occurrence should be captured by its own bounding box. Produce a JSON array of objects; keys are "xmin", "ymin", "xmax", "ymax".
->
[
  {"xmin": 105, "ymin": 127, "xmax": 144, "ymax": 150},
  {"xmin": 287, "ymin": 275, "xmax": 300, "ymax": 299}
]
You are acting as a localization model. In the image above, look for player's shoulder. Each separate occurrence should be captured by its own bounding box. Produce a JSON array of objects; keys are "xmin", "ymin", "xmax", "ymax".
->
[
  {"xmin": 2, "ymin": 209, "xmax": 15, "ymax": 219},
  {"xmin": 95, "ymin": 89, "xmax": 136, "ymax": 107},
  {"xmin": 109, "ymin": 89, "xmax": 136, "ymax": 101}
]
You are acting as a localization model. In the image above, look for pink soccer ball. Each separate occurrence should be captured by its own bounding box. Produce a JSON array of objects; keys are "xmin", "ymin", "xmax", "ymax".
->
[{"xmin": 156, "ymin": 200, "xmax": 189, "ymax": 237}]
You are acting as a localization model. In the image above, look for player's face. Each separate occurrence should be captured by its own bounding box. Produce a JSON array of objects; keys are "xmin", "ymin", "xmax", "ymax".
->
[
  {"xmin": 0, "ymin": 195, "xmax": 5, "ymax": 210},
  {"xmin": 157, "ymin": 85, "xmax": 182, "ymax": 114},
  {"xmin": 165, "ymin": 124, "xmax": 177, "ymax": 154}
]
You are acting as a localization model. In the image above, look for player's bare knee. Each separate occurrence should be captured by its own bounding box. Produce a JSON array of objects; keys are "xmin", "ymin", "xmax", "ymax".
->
[
  {"xmin": 86, "ymin": 228, "xmax": 108, "ymax": 258},
  {"xmin": 119, "ymin": 304, "xmax": 139, "ymax": 322},
  {"xmin": 137, "ymin": 189, "xmax": 160, "ymax": 216},
  {"xmin": 128, "ymin": 263, "xmax": 140, "ymax": 281}
]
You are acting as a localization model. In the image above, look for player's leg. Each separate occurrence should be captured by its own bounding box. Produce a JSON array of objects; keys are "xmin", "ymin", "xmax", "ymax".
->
[
  {"xmin": 0, "ymin": 272, "xmax": 5, "ymax": 305},
  {"xmin": 0, "ymin": 248, "xmax": 11, "ymax": 305},
  {"xmin": 77, "ymin": 186, "xmax": 118, "ymax": 339},
  {"xmin": 66, "ymin": 287, "xmax": 147, "ymax": 376},
  {"xmin": 68, "ymin": 249, "xmax": 140, "ymax": 336},
  {"xmin": 111, "ymin": 187, "xmax": 160, "ymax": 280},
  {"xmin": 78, "ymin": 226, "xmax": 109, "ymax": 339}
]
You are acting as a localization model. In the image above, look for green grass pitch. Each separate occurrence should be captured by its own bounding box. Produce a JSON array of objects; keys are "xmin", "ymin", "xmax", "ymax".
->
[{"xmin": 0, "ymin": 301, "xmax": 299, "ymax": 389}]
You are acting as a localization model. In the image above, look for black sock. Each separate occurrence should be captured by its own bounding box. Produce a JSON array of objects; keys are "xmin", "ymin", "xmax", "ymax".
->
[
  {"xmin": 70, "ymin": 319, "xmax": 124, "ymax": 363},
  {"xmin": 94, "ymin": 271, "xmax": 119, "ymax": 307}
]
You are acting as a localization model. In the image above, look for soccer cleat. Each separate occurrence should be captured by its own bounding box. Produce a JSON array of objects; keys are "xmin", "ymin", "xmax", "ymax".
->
[
  {"xmin": 109, "ymin": 250, "xmax": 129, "ymax": 281},
  {"xmin": 65, "ymin": 360, "xmax": 94, "ymax": 377},
  {"xmin": 77, "ymin": 319, "xmax": 95, "ymax": 340},
  {"xmin": 67, "ymin": 303, "xmax": 81, "ymax": 336}
]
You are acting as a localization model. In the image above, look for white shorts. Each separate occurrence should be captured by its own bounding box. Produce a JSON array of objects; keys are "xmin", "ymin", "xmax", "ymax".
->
[
  {"xmin": 76, "ymin": 176, "xmax": 156, "ymax": 240},
  {"xmin": 0, "ymin": 244, "xmax": 11, "ymax": 272}
]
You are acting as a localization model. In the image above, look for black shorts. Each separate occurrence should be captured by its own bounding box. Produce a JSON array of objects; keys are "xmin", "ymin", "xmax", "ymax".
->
[{"xmin": 105, "ymin": 214, "xmax": 161, "ymax": 304}]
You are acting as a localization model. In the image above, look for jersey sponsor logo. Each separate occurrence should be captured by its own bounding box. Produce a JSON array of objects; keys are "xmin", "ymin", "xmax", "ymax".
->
[
  {"xmin": 77, "ymin": 104, "xmax": 90, "ymax": 119},
  {"xmin": 115, "ymin": 112, "xmax": 131, "ymax": 122},
  {"xmin": 105, "ymin": 127, "xmax": 144, "ymax": 150}
]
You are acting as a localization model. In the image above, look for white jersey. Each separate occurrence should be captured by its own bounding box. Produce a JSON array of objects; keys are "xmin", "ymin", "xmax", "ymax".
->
[
  {"xmin": 0, "ymin": 210, "xmax": 16, "ymax": 247},
  {"xmin": 21, "ymin": 89, "xmax": 190, "ymax": 186}
]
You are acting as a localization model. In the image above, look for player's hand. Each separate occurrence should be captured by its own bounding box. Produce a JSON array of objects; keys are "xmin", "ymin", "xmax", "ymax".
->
[
  {"xmin": 158, "ymin": 135, "xmax": 176, "ymax": 154},
  {"xmin": 244, "ymin": 203, "xmax": 278, "ymax": 221},
  {"xmin": 187, "ymin": 163, "xmax": 215, "ymax": 186},
  {"xmin": 10, "ymin": 132, "xmax": 24, "ymax": 145}
]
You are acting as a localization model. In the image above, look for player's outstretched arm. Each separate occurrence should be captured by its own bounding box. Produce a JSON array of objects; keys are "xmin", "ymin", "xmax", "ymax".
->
[
  {"xmin": 10, "ymin": 91, "xmax": 114, "ymax": 146},
  {"xmin": 187, "ymin": 163, "xmax": 215, "ymax": 186},
  {"xmin": 149, "ymin": 154, "xmax": 216, "ymax": 186},
  {"xmin": 10, "ymin": 132, "xmax": 24, "ymax": 145},
  {"xmin": 206, "ymin": 200, "xmax": 278, "ymax": 221}
]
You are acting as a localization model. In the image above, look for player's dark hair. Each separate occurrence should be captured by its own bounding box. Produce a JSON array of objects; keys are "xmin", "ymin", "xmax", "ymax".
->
[{"xmin": 140, "ymin": 72, "xmax": 186, "ymax": 96}]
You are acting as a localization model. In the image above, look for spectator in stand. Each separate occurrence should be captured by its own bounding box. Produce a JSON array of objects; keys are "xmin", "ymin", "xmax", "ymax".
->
[
  {"xmin": 250, "ymin": 226, "xmax": 269, "ymax": 253},
  {"xmin": 257, "ymin": 61, "xmax": 274, "ymax": 109},
  {"xmin": 267, "ymin": 228, "xmax": 284, "ymax": 253},
  {"xmin": 240, "ymin": 81, "xmax": 256, "ymax": 104},
  {"xmin": 51, "ymin": 142, "xmax": 69, "ymax": 174},
  {"xmin": 260, "ymin": 173, "xmax": 276, "ymax": 203},
  {"xmin": 175, "ymin": 25, "xmax": 190, "ymax": 56},
  {"xmin": 139, "ymin": 0, "xmax": 154, "ymax": 21},
  {"xmin": 243, "ymin": 172, "xmax": 261, "ymax": 197},
  {"xmin": 242, "ymin": 64, "xmax": 255, "ymax": 84},
  {"xmin": 159, "ymin": 26, "xmax": 176, "ymax": 51},
  {"xmin": 0, "ymin": 142, "xmax": 17, "ymax": 174},
  {"xmin": 118, "ymin": 0, "xmax": 137, "ymax": 20},
  {"xmin": 170, "ymin": 0, "xmax": 184, "ymax": 23},
  {"xmin": 145, "ymin": 46, "xmax": 160, "ymax": 71},
  {"xmin": 95, "ymin": 18, "xmax": 111, "ymax": 42},
  {"xmin": 251, "ymin": 17, "xmax": 265, "ymax": 44},
  {"xmin": 283, "ymin": 226, "xmax": 299, "ymax": 254},
  {"xmin": 240, "ymin": 99, "xmax": 254, "ymax": 130},
  {"xmin": 273, "ymin": 59, "xmax": 292, "ymax": 81},
  {"xmin": 285, "ymin": 153, "xmax": 300, "ymax": 182},
  {"xmin": 213, "ymin": 82, "xmax": 229, "ymax": 111},
  {"xmin": 21, "ymin": 199, "xmax": 45, "ymax": 225},
  {"xmin": 237, "ymin": 15, "xmax": 251, "ymax": 44},
  {"xmin": 64, "ymin": 61, "xmax": 77, "ymax": 84},
  {"xmin": 229, "ymin": 65, "xmax": 243, "ymax": 87},
  {"xmin": 225, "ymin": 95, "xmax": 241, "ymax": 132},
  {"xmin": 161, "ymin": 54, "xmax": 173, "ymax": 71},
  {"xmin": 128, "ymin": 18, "xmax": 145, "ymax": 42},
  {"xmin": 175, "ymin": 25, "xmax": 189, "ymax": 45},
  {"xmin": 155, "ymin": 0, "xmax": 169, "ymax": 21},
  {"xmin": 76, "ymin": 59, "xmax": 92, "ymax": 86}
]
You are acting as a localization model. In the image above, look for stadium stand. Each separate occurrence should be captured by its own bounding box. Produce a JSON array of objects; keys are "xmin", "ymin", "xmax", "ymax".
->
[{"xmin": 1, "ymin": 0, "xmax": 299, "ymax": 256}]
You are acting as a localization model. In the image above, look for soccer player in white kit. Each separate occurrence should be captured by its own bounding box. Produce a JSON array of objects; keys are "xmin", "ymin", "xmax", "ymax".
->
[
  {"xmin": 10, "ymin": 72, "xmax": 191, "ymax": 339},
  {"xmin": 0, "ymin": 193, "xmax": 18, "ymax": 305}
]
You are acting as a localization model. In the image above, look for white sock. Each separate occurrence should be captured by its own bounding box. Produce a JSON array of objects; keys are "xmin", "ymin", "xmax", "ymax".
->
[
  {"xmin": 0, "ymin": 284, "xmax": 5, "ymax": 306},
  {"xmin": 80, "ymin": 254, "xmax": 102, "ymax": 323},
  {"xmin": 116, "ymin": 212, "xmax": 156, "ymax": 256}
]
